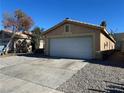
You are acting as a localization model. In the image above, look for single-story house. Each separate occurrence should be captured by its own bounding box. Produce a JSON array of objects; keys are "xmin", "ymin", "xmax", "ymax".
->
[
  {"xmin": 0, "ymin": 30, "xmax": 12, "ymax": 45},
  {"xmin": 115, "ymin": 33, "xmax": 124, "ymax": 52},
  {"xmin": 0, "ymin": 30, "xmax": 32, "ymax": 45},
  {"xmin": 43, "ymin": 19, "xmax": 115, "ymax": 59},
  {"xmin": 0, "ymin": 30, "xmax": 32, "ymax": 53}
]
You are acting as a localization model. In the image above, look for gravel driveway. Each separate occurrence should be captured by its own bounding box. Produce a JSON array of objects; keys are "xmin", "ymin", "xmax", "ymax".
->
[{"xmin": 57, "ymin": 61, "xmax": 124, "ymax": 93}]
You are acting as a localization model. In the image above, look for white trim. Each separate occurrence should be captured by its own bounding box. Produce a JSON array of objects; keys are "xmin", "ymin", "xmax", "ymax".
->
[
  {"xmin": 47, "ymin": 33, "xmax": 94, "ymax": 38},
  {"xmin": 49, "ymin": 36, "xmax": 93, "ymax": 59},
  {"xmin": 47, "ymin": 33, "xmax": 96, "ymax": 58}
]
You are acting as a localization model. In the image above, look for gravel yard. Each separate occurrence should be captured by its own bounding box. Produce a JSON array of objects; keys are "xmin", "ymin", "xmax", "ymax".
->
[{"xmin": 57, "ymin": 61, "xmax": 124, "ymax": 93}]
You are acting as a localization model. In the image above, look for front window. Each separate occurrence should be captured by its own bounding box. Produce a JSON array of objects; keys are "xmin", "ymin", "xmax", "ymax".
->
[{"xmin": 104, "ymin": 41, "xmax": 108, "ymax": 49}]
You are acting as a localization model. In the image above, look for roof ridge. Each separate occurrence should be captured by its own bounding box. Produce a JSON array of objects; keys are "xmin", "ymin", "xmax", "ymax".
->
[{"xmin": 64, "ymin": 18, "xmax": 103, "ymax": 28}]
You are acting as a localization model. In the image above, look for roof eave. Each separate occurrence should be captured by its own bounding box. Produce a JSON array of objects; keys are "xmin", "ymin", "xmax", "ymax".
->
[
  {"xmin": 43, "ymin": 19, "xmax": 103, "ymax": 35},
  {"xmin": 43, "ymin": 19, "xmax": 116, "ymax": 43},
  {"xmin": 102, "ymin": 28, "xmax": 116, "ymax": 43}
]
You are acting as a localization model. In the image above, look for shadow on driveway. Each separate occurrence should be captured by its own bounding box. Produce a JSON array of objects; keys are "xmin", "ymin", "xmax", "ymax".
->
[
  {"xmin": 17, "ymin": 52, "xmax": 124, "ymax": 68},
  {"xmin": 84, "ymin": 51, "xmax": 124, "ymax": 68}
]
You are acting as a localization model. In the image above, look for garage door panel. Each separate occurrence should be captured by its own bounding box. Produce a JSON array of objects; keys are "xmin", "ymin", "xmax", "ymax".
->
[{"xmin": 50, "ymin": 37, "xmax": 93, "ymax": 59}]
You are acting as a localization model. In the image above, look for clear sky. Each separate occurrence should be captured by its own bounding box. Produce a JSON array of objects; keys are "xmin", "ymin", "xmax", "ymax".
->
[{"xmin": 0, "ymin": 0, "xmax": 124, "ymax": 33}]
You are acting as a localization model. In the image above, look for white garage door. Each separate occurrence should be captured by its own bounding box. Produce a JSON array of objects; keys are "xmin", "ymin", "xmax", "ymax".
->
[{"xmin": 50, "ymin": 37, "xmax": 93, "ymax": 59}]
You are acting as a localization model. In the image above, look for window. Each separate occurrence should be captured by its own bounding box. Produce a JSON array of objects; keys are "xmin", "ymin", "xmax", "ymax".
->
[
  {"xmin": 111, "ymin": 45, "xmax": 113, "ymax": 49},
  {"xmin": 65, "ymin": 25, "xmax": 70, "ymax": 32},
  {"xmin": 104, "ymin": 41, "xmax": 108, "ymax": 49}
]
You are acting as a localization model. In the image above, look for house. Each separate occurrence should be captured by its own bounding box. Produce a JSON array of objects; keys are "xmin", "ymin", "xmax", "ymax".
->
[
  {"xmin": 43, "ymin": 19, "xmax": 115, "ymax": 59},
  {"xmin": 0, "ymin": 30, "xmax": 32, "ymax": 53},
  {"xmin": 115, "ymin": 33, "xmax": 124, "ymax": 52},
  {"xmin": 0, "ymin": 30, "xmax": 12, "ymax": 45}
]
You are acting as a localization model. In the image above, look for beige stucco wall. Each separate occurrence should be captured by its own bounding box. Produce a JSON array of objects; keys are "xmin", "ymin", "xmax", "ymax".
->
[
  {"xmin": 43, "ymin": 22, "xmax": 115, "ymax": 58},
  {"xmin": 100, "ymin": 33, "xmax": 115, "ymax": 51},
  {"xmin": 70, "ymin": 23, "xmax": 101, "ymax": 52}
]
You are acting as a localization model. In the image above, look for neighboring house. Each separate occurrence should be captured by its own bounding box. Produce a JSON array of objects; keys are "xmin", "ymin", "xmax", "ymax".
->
[
  {"xmin": 43, "ymin": 19, "xmax": 115, "ymax": 59},
  {"xmin": 115, "ymin": 33, "xmax": 124, "ymax": 52},
  {"xmin": 0, "ymin": 30, "xmax": 32, "ymax": 53},
  {"xmin": 0, "ymin": 30, "xmax": 12, "ymax": 45}
]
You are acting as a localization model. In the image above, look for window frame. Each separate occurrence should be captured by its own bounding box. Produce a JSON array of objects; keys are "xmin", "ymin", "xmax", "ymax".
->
[{"xmin": 64, "ymin": 24, "xmax": 70, "ymax": 32}]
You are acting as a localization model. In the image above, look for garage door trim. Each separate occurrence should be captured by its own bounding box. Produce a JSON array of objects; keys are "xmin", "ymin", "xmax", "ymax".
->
[{"xmin": 48, "ymin": 35, "xmax": 95, "ymax": 59}]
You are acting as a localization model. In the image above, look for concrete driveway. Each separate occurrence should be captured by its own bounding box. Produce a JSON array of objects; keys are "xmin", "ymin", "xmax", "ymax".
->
[{"xmin": 0, "ymin": 56, "xmax": 88, "ymax": 93}]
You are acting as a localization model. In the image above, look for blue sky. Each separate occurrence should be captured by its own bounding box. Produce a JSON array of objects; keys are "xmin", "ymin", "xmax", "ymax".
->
[{"xmin": 0, "ymin": 0, "xmax": 124, "ymax": 33}]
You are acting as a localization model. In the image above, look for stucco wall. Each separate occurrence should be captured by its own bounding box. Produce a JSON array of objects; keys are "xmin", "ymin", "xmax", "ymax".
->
[
  {"xmin": 46, "ymin": 23, "xmax": 99, "ymax": 37},
  {"xmin": 100, "ymin": 33, "xmax": 115, "ymax": 51},
  {"xmin": 70, "ymin": 23, "xmax": 101, "ymax": 51}
]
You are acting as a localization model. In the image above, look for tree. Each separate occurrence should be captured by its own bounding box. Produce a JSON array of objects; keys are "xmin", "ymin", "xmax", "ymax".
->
[
  {"xmin": 3, "ymin": 12, "xmax": 16, "ymax": 31},
  {"xmin": 2, "ymin": 9, "xmax": 34, "ymax": 54},
  {"xmin": 100, "ymin": 20, "xmax": 107, "ymax": 27},
  {"xmin": 3, "ymin": 9, "xmax": 34, "ymax": 32},
  {"xmin": 109, "ymin": 29, "xmax": 117, "ymax": 39},
  {"xmin": 31, "ymin": 27, "xmax": 43, "ymax": 51}
]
